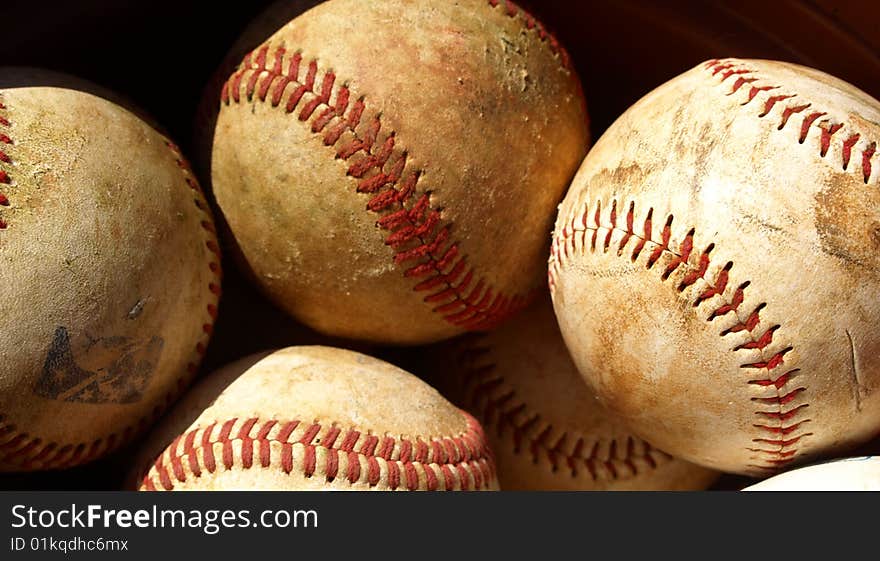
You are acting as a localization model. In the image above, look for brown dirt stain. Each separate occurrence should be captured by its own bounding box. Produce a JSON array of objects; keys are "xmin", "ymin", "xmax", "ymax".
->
[
  {"xmin": 814, "ymin": 173, "xmax": 880, "ymax": 272},
  {"xmin": 588, "ymin": 162, "xmax": 648, "ymax": 194}
]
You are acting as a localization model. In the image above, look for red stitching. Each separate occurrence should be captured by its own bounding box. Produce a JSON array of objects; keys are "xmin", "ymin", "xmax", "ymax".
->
[
  {"xmin": 221, "ymin": 43, "xmax": 535, "ymax": 331},
  {"xmin": 0, "ymin": 96, "xmax": 12, "ymax": 229},
  {"xmin": 818, "ymin": 121, "xmax": 844, "ymax": 157},
  {"xmin": 455, "ymin": 341, "xmax": 672, "ymax": 481},
  {"xmin": 704, "ymin": 59, "xmax": 879, "ymax": 185},
  {"xmin": 0, "ymin": 136, "xmax": 221, "ymax": 470},
  {"xmin": 549, "ymin": 199, "xmax": 812, "ymax": 470},
  {"xmin": 141, "ymin": 414, "xmax": 495, "ymax": 491},
  {"xmin": 163, "ymin": 140, "xmax": 223, "ymax": 376}
]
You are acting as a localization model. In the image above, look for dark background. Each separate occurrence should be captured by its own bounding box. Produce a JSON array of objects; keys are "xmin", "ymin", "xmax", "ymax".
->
[
  {"xmin": 3, "ymin": 0, "xmax": 878, "ymax": 149},
  {"xmin": 1, "ymin": 0, "xmax": 878, "ymax": 491}
]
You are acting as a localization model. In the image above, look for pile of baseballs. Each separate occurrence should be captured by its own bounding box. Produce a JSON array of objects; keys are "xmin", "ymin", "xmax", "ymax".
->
[{"xmin": 2, "ymin": 0, "xmax": 879, "ymax": 492}]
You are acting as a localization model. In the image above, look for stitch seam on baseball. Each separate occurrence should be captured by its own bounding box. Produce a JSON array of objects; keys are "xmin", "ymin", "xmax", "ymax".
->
[
  {"xmin": 548, "ymin": 199, "xmax": 812, "ymax": 470},
  {"xmin": 220, "ymin": 45, "xmax": 530, "ymax": 331},
  {"xmin": 0, "ymin": 137, "xmax": 221, "ymax": 471},
  {"xmin": 0, "ymin": 95, "xmax": 13, "ymax": 229},
  {"xmin": 218, "ymin": 0, "xmax": 573, "ymax": 331},
  {"xmin": 141, "ymin": 414, "xmax": 495, "ymax": 491},
  {"xmin": 704, "ymin": 59, "xmax": 878, "ymax": 185},
  {"xmin": 457, "ymin": 340, "xmax": 672, "ymax": 480},
  {"xmin": 487, "ymin": 0, "xmax": 571, "ymax": 69}
]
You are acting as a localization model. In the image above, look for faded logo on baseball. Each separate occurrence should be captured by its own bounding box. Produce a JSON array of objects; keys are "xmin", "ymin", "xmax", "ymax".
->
[{"xmin": 34, "ymin": 327, "xmax": 164, "ymax": 404}]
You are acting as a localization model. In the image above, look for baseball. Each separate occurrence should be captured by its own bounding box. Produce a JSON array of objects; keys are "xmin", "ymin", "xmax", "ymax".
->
[
  {"xmin": 745, "ymin": 456, "xmax": 880, "ymax": 491},
  {"xmin": 549, "ymin": 58, "xmax": 880, "ymax": 475},
  {"xmin": 209, "ymin": 0, "xmax": 589, "ymax": 344},
  {"xmin": 134, "ymin": 346, "xmax": 498, "ymax": 491},
  {"xmin": 441, "ymin": 298, "xmax": 718, "ymax": 490},
  {"xmin": 0, "ymin": 69, "xmax": 220, "ymax": 471}
]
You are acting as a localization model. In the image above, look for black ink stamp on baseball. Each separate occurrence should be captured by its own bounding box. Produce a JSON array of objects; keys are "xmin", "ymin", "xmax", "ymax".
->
[{"xmin": 35, "ymin": 326, "xmax": 164, "ymax": 404}]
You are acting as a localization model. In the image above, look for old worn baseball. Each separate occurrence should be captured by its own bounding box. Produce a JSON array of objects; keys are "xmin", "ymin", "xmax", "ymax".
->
[
  {"xmin": 745, "ymin": 456, "xmax": 880, "ymax": 491},
  {"xmin": 0, "ymin": 68, "xmax": 220, "ymax": 471},
  {"xmin": 209, "ymin": 0, "xmax": 589, "ymax": 344},
  {"xmin": 192, "ymin": 0, "xmax": 323, "ymax": 180},
  {"xmin": 134, "ymin": 346, "xmax": 498, "ymax": 491},
  {"xmin": 549, "ymin": 58, "xmax": 880, "ymax": 475},
  {"xmin": 440, "ymin": 298, "xmax": 718, "ymax": 490}
]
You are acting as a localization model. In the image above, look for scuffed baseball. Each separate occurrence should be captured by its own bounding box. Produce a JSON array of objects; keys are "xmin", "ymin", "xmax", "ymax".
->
[
  {"xmin": 0, "ymin": 68, "xmax": 220, "ymax": 471},
  {"xmin": 436, "ymin": 298, "xmax": 718, "ymax": 490},
  {"xmin": 209, "ymin": 0, "xmax": 589, "ymax": 344},
  {"xmin": 745, "ymin": 456, "xmax": 880, "ymax": 491},
  {"xmin": 549, "ymin": 58, "xmax": 880, "ymax": 475},
  {"xmin": 133, "ymin": 346, "xmax": 498, "ymax": 491}
]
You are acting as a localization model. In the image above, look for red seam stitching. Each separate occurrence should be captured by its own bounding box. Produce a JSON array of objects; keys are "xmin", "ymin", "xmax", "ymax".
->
[
  {"xmin": 704, "ymin": 59, "xmax": 878, "ymax": 185},
  {"xmin": 220, "ymin": 43, "xmax": 535, "ymax": 331},
  {"xmin": 456, "ymin": 340, "xmax": 671, "ymax": 480},
  {"xmin": 0, "ymin": 95, "xmax": 13, "ymax": 229},
  {"xmin": 548, "ymin": 199, "xmax": 812, "ymax": 470},
  {"xmin": 0, "ymin": 137, "xmax": 221, "ymax": 470},
  {"xmin": 141, "ymin": 414, "xmax": 495, "ymax": 491}
]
